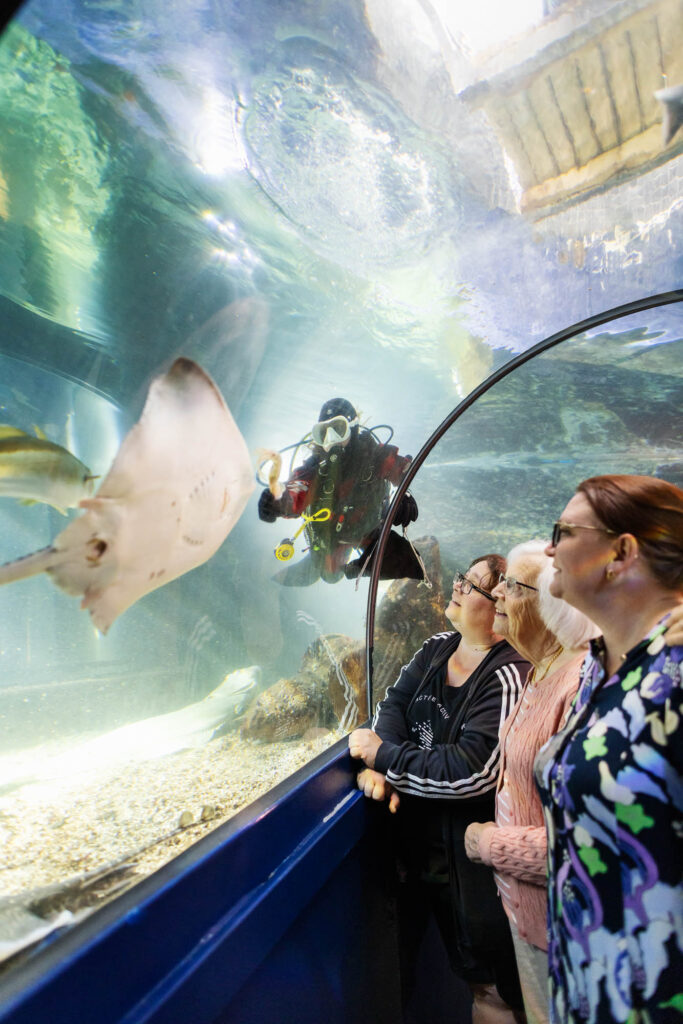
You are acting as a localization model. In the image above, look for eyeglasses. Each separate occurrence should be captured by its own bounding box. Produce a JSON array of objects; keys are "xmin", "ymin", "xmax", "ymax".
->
[
  {"xmin": 453, "ymin": 572, "xmax": 496, "ymax": 602},
  {"xmin": 551, "ymin": 521, "xmax": 618, "ymax": 547},
  {"xmin": 497, "ymin": 573, "xmax": 538, "ymax": 595}
]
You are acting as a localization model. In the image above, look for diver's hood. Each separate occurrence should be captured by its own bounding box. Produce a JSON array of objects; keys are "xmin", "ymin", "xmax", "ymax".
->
[{"xmin": 311, "ymin": 414, "xmax": 358, "ymax": 452}]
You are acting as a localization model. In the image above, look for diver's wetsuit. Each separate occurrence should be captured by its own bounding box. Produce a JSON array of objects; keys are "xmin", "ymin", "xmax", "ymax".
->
[{"xmin": 269, "ymin": 429, "xmax": 411, "ymax": 583}]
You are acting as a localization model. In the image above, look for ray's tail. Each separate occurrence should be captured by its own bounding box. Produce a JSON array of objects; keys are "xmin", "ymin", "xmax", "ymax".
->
[{"xmin": 0, "ymin": 546, "xmax": 60, "ymax": 585}]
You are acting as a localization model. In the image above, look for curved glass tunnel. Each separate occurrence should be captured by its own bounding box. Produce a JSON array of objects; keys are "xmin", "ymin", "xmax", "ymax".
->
[{"xmin": 0, "ymin": 0, "xmax": 681, "ymax": 974}]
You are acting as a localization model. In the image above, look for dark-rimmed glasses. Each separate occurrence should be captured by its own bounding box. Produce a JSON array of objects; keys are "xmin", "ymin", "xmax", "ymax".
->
[
  {"xmin": 497, "ymin": 573, "xmax": 538, "ymax": 595},
  {"xmin": 551, "ymin": 521, "xmax": 617, "ymax": 547},
  {"xmin": 453, "ymin": 572, "xmax": 496, "ymax": 602}
]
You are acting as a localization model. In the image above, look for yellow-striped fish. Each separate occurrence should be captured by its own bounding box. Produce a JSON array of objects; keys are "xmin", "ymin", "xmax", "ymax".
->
[{"xmin": 0, "ymin": 426, "xmax": 95, "ymax": 513}]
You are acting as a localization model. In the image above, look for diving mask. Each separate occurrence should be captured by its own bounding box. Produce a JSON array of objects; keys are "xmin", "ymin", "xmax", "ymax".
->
[{"xmin": 311, "ymin": 415, "xmax": 357, "ymax": 452}]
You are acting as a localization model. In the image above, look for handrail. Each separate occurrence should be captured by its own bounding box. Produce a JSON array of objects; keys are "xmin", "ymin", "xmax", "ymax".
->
[{"xmin": 364, "ymin": 289, "xmax": 683, "ymax": 713}]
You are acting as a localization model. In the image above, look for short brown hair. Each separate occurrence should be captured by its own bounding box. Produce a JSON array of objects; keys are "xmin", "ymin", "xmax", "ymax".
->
[
  {"xmin": 577, "ymin": 474, "xmax": 683, "ymax": 590},
  {"xmin": 467, "ymin": 553, "xmax": 506, "ymax": 593}
]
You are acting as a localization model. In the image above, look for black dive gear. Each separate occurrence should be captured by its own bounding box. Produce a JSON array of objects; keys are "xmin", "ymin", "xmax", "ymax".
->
[
  {"xmin": 258, "ymin": 397, "xmax": 419, "ymax": 585},
  {"xmin": 393, "ymin": 492, "xmax": 418, "ymax": 529},
  {"xmin": 258, "ymin": 489, "xmax": 279, "ymax": 523},
  {"xmin": 318, "ymin": 398, "xmax": 358, "ymax": 423},
  {"xmin": 343, "ymin": 527, "xmax": 423, "ymax": 581}
]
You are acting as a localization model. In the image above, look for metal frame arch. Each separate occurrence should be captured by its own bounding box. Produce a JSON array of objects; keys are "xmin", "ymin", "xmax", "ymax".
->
[{"xmin": 364, "ymin": 289, "xmax": 683, "ymax": 712}]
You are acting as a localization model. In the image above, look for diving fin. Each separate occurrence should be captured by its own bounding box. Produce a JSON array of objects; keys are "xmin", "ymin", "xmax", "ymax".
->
[
  {"xmin": 344, "ymin": 528, "xmax": 423, "ymax": 582},
  {"xmin": 272, "ymin": 552, "xmax": 322, "ymax": 587}
]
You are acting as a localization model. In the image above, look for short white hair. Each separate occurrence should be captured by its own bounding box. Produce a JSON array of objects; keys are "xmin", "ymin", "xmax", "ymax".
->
[{"xmin": 507, "ymin": 539, "xmax": 601, "ymax": 650}]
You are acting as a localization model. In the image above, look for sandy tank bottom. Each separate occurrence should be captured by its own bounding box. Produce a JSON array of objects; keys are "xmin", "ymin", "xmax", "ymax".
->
[{"xmin": 0, "ymin": 730, "xmax": 338, "ymax": 942}]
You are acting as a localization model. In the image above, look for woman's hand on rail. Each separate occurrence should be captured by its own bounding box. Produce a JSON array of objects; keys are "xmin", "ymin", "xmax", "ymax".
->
[
  {"xmin": 464, "ymin": 821, "xmax": 496, "ymax": 863},
  {"xmin": 348, "ymin": 727, "xmax": 382, "ymax": 769},
  {"xmin": 357, "ymin": 769, "xmax": 400, "ymax": 813}
]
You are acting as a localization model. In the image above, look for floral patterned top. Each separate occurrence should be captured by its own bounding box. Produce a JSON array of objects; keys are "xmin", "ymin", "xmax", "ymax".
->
[{"xmin": 534, "ymin": 618, "xmax": 683, "ymax": 1024}]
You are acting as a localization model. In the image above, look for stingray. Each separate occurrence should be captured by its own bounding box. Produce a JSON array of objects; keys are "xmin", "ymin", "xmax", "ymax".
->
[{"xmin": 0, "ymin": 358, "xmax": 255, "ymax": 633}]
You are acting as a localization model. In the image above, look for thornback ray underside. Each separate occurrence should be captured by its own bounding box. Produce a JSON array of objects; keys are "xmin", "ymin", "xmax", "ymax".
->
[{"xmin": 0, "ymin": 358, "xmax": 255, "ymax": 632}]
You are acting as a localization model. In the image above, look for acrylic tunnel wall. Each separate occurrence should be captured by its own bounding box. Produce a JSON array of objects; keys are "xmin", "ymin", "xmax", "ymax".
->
[{"xmin": 0, "ymin": 0, "xmax": 682, "ymax": 1006}]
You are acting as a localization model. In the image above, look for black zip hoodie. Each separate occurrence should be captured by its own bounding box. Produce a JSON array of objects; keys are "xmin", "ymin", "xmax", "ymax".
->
[
  {"xmin": 373, "ymin": 631, "xmax": 526, "ymax": 799},
  {"xmin": 373, "ymin": 631, "xmax": 529, "ymax": 977}
]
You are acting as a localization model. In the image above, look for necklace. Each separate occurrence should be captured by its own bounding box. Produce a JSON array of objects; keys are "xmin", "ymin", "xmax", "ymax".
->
[
  {"xmin": 470, "ymin": 642, "xmax": 494, "ymax": 652},
  {"xmin": 529, "ymin": 645, "xmax": 564, "ymax": 683}
]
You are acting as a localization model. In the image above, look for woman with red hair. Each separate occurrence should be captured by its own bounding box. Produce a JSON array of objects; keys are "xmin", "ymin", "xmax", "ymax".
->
[{"xmin": 536, "ymin": 474, "xmax": 683, "ymax": 1024}]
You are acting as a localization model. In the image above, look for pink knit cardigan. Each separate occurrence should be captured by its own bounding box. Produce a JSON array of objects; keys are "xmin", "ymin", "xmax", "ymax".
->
[{"xmin": 478, "ymin": 653, "xmax": 584, "ymax": 950}]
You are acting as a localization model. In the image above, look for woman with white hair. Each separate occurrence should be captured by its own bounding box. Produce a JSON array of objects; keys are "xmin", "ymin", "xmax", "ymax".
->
[{"xmin": 464, "ymin": 539, "xmax": 600, "ymax": 1024}]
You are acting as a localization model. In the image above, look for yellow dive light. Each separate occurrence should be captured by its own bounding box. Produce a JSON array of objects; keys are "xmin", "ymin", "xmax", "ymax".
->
[
  {"xmin": 274, "ymin": 508, "xmax": 331, "ymax": 561},
  {"xmin": 274, "ymin": 540, "xmax": 295, "ymax": 562}
]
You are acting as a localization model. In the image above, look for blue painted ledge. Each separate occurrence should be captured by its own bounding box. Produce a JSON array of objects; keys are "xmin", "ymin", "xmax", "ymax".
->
[{"xmin": 0, "ymin": 738, "xmax": 371, "ymax": 1024}]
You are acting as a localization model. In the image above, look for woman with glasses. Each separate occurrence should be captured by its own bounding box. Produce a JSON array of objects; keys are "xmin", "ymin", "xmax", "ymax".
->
[
  {"xmin": 464, "ymin": 540, "xmax": 600, "ymax": 1024},
  {"xmin": 533, "ymin": 474, "xmax": 683, "ymax": 1024},
  {"xmin": 349, "ymin": 554, "xmax": 528, "ymax": 1024}
]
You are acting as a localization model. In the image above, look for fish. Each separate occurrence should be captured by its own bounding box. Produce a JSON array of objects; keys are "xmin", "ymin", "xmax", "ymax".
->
[
  {"xmin": 0, "ymin": 860, "xmax": 135, "ymax": 963},
  {"xmin": 654, "ymin": 84, "xmax": 683, "ymax": 145},
  {"xmin": 0, "ymin": 666, "xmax": 262, "ymax": 793},
  {"xmin": 255, "ymin": 447, "xmax": 284, "ymax": 499},
  {"xmin": 0, "ymin": 358, "xmax": 255, "ymax": 633},
  {"xmin": 0, "ymin": 426, "xmax": 95, "ymax": 512},
  {"xmin": 0, "ymin": 905, "xmax": 78, "ymax": 964}
]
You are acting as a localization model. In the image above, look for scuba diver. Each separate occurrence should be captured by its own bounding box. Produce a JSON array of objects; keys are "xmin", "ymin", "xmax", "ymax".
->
[{"xmin": 257, "ymin": 398, "xmax": 421, "ymax": 586}]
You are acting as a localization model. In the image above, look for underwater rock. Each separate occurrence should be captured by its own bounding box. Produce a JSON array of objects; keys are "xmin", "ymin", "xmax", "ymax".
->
[
  {"xmin": 241, "ymin": 540, "xmax": 447, "ymax": 742},
  {"xmin": 372, "ymin": 535, "xmax": 447, "ymax": 708},
  {"xmin": 327, "ymin": 642, "xmax": 366, "ymax": 729},
  {"xmin": 240, "ymin": 632, "xmax": 369, "ymax": 741},
  {"xmin": 241, "ymin": 545, "xmax": 447, "ymax": 742},
  {"xmin": 240, "ymin": 678, "xmax": 320, "ymax": 743},
  {"xmin": 299, "ymin": 634, "xmax": 367, "ymax": 730}
]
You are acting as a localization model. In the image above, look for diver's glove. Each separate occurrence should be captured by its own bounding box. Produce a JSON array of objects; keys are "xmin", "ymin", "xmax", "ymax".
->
[
  {"xmin": 393, "ymin": 492, "xmax": 418, "ymax": 528},
  {"xmin": 258, "ymin": 489, "xmax": 280, "ymax": 522}
]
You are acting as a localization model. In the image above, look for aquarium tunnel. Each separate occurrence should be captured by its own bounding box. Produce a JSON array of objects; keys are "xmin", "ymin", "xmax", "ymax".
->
[{"xmin": 0, "ymin": 0, "xmax": 682, "ymax": 1021}]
